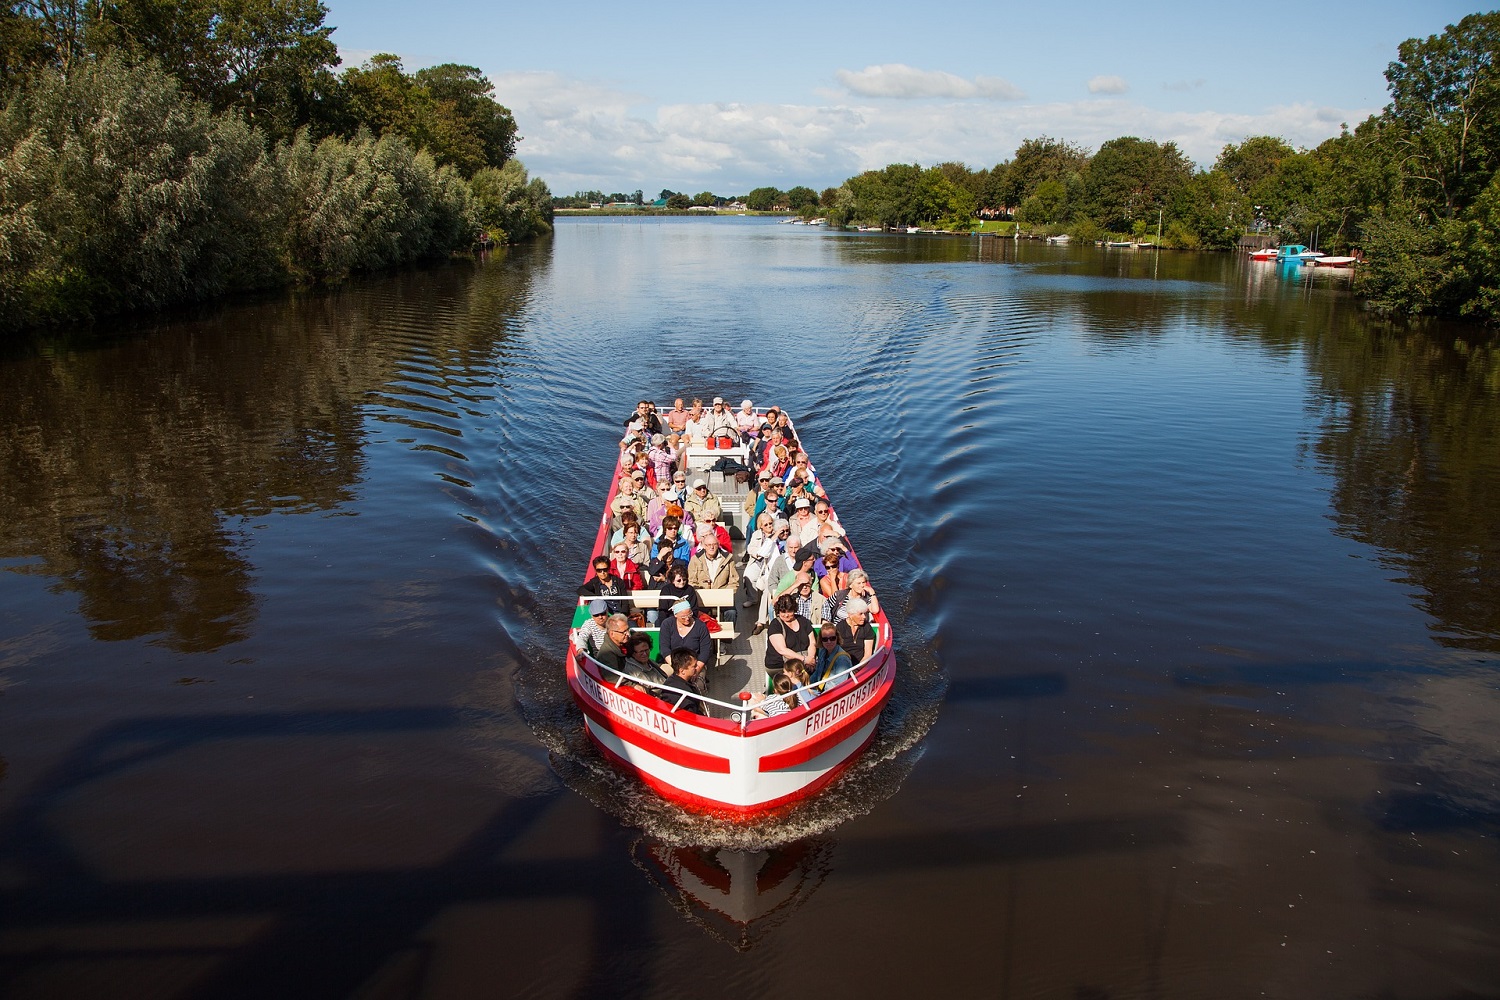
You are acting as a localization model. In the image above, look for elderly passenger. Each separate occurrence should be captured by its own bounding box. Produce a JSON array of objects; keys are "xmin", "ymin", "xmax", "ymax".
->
[
  {"xmin": 594, "ymin": 613, "xmax": 633, "ymax": 680},
  {"xmin": 836, "ymin": 597, "xmax": 876, "ymax": 665},
  {"xmin": 659, "ymin": 598, "xmax": 714, "ymax": 675},
  {"xmin": 702, "ymin": 396, "xmax": 740, "ymax": 446},
  {"xmin": 688, "ymin": 528, "xmax": 739, "ymax": 622},
  {"xmin": 684, "ymin": 479, "xmax": 722, "ymax": 523}
]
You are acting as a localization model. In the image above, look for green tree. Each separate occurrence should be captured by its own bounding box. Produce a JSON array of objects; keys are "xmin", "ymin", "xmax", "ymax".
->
[
  {"xmin": 2, "ymin": 2, "xmax": 63, "ymax": 84},
  {"xmin": 744, "ymin": 186, "xmax": 785, "ymax": 211},
  {"xmin": 340, "ymin": 55, "xmax": 516, "ymax": 175},
  {"xmin": 410, "ymin": 62, "xmax": 517, "ymax": 174},
  {"xmin": 1016, "ymin": 177, "xmax": 1068, "ymax": 225},
  {"xmin": 1169, "ymin": 169, "xmax": 1249, "ymax": 249},
  {"xmin": 97, "ymin": 0, "xmax": 341, "ymax": 140},
  {"xmin": 997, "ymin": 136, "xmax": 1090, "ymax": 208},
  {"xmin": 0, "ymin": 53, "xmax": 278, "ymax": 328},
  {"xmin": 1384, "ymin": 10, "xmax": 1500, "ymax": 217},
  {"xmin": 277, "ymin": 127, "xmax": 475, "ymax": 278},
  {"xmin": 785, "ymin": 185, "xmax": 819, "ymax": 209},
  {"xmin": 1215, "ymin": 135, "xmax": 1297, "ymax": 198},
  {"xmin": 470, "ymin": 159, "xmax": 551, "ymax": 244},
  {"xmin": 665, "ymin": 192, "xmax": 691, "ymax": 209},
  {"xmin": 692, "ymin": 190, "xmax": 715, "ymax": 206},
  {"xmin": 1082, "ymin": 136, "xmax": 1193, "ymax": 232}
]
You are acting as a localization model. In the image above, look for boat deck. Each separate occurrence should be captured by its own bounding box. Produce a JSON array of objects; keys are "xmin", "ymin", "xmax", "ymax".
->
[{"xmin": 683, "ymin": 458, "xmax": 769, "ymax": 717}]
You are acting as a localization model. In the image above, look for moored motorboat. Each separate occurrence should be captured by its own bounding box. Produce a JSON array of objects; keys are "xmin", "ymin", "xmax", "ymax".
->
[
  {"xmin": 1250, "ymin": 246, "xmax": 1278, "ymax": 261},
  {"xmin": 564, "ymin": 407, "xmax": 897, "ymax": 815},
  {"xmin": 1275, "ymin": 244, "xmax": 1324, "ymax": 262},
  {"xmin": 1310, "ymin": 255, "xmax": 1358, "ymax": 267}
]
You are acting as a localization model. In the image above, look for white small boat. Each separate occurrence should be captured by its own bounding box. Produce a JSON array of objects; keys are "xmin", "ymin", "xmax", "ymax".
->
[
  {"xmin": 1250, "ymin": 247, "xmax": 1278, "ymax": 261},
  {"xmin": 1310, "ymin": 256, "xmax": 1358, "ymax": 268},
  {"xmin": 1046, "ymin": 234, "xmax": 1071, "ymax": 244}
]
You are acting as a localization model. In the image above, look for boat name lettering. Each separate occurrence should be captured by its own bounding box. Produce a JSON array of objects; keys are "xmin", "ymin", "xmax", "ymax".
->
[
  {"xmin": 803, "ymin": 667, "xmax": 882, "ymax": 736},
  {"xmin": 579, "ymin": 671, "xmax": 679, "ymax": 739}
]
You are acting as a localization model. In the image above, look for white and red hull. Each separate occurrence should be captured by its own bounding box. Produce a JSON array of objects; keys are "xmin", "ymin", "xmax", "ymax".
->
[{"xmin": 565, "ymin": 641, "xmax": 895, "ymax": 813}]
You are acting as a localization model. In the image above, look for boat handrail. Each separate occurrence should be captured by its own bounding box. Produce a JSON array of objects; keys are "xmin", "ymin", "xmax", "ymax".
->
[{"xmin": 582, "ymin": 647, "xmax": 877, "ymax": 731}]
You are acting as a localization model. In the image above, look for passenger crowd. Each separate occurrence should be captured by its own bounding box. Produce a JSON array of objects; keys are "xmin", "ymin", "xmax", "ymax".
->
[{"xmin": 574, "ymin": 396, "xmax": 883, "ymax": 718}]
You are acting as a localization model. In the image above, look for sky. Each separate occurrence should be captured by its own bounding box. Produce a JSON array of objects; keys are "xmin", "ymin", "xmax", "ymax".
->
[{"xmin": 323, "ymin": 1, "xmax": 1483, "ymax": 197}]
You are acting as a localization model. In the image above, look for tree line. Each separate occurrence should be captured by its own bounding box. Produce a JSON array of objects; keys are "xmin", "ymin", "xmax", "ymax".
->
[
  {"xmin": 818, "ymin": 13, "xmax": 1498, "ymax": 322},
  {"xmin": 1, "ymin": 0, "xmax": 553, "ymax": 334}
]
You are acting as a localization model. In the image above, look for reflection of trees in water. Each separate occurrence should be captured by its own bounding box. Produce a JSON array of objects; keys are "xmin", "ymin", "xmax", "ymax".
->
[
  {"xmin": 0, "ymin": 252, "xmax": 542, "ymax": 652},
  {"xmin": 1306, "ymin": 320, "xmax": 1500, "ymax": 651}
]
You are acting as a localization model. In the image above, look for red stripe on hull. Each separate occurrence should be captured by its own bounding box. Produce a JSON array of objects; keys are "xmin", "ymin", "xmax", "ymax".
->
[
  {"xmin": 586, "ymin": 723, "xmax": 878, "ymax": 815},
  {"xmin": 759, "ymin": 671, "xmax": 894, "ymax": 772},
  {"xmin": 572, "ymin": 676, "xmax": 732, "ymax": 774}
]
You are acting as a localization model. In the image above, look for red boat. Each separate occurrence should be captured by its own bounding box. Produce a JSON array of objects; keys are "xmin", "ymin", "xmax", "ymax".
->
[{"xmin": 564, "ymin": 407, "xmax": 896, "ymax": 814}]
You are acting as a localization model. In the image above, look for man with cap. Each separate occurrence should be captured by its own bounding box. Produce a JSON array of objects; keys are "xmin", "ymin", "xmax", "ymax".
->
[
  {"xmin": 684, "ymin": 478, "xmax": 722, "ymax": 523},
  {"xmin": 577, "ymin": 599, "xmax": 610, "ymax": 654},
  {"xmin": 702, "ymin": 396, "xmax": 739, "ymax": 445},
  {"xmin": 741, "ymin": 469, "xmax": 769, "ymax": 525},
  {"xmin": 791, "ymin": 496, "xmax": 819, "ymax": 546}
]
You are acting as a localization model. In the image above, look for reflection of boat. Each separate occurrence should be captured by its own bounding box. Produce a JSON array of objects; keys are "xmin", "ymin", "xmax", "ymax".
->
[
  {"xmin": 565, "ymin": 407, "xmax": 897, "ymax": 814},
  {"xmin": 1311, "ymin": 256, "xmax": 1358, "ymax": 267},
  {"xmin": 1275, "ymin": 244, "xmax": 1324, "ymax": 262},
  {"xmin": 631, "ymin": 837, "xmax": 836, "ymax": 950}
]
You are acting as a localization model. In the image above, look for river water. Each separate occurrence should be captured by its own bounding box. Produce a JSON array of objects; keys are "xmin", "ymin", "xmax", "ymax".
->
[{"xmin": 2, "ymin": 217, "xmax": 1497, "ymax": 998}]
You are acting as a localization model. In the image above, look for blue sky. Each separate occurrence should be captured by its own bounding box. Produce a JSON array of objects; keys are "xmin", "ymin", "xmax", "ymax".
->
[{"xmin": 324, "ymin": 1, "xmax": 1483, "ymax": 196}]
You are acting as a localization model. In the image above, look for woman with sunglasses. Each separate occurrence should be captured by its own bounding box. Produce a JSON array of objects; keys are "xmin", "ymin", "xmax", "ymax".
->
[{"xmin": 812, "ymin": 623, "xmax": 853, "ymax": 691}]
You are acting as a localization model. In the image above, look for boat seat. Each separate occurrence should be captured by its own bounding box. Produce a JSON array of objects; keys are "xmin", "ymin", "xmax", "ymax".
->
[{"xmin": 695, "ymin": 587, "xmax": 740, "ymax": 644}]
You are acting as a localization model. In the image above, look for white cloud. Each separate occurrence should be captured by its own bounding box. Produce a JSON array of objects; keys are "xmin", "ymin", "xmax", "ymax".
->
[
  {"xmin": 1088, "ymin": 75, "xmax": 1130, "ymax": 95},
  {"xmin": 835, "ymin": 64, "xmax": 1025, "ymax": 101},
  {"xmin": 488, "ymin": 70, "xmax": 1372, "ymax": 194}
]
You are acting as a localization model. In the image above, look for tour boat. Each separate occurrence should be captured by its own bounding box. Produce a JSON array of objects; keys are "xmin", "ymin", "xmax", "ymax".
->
[{"xmin": 564, "ymin": 409, "xmax": 897, "ymax": 815}]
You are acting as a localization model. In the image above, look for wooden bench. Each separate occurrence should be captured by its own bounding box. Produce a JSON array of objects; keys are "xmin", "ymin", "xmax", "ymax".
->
[{"xmin": 695, "ymin": 587, "xmax": 740, "ymax": 645}]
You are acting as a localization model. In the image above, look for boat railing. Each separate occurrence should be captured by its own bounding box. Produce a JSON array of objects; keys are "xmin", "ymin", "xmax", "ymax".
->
[{"xmin": 583, "ymin": 650, "xmax": 872, "ymax": 732}]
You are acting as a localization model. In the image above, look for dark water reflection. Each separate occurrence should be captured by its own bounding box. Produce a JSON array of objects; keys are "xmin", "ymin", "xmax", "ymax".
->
[{"xmin": 1, "ymin": 220, "xmax": 1497, "ymax": 998}]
